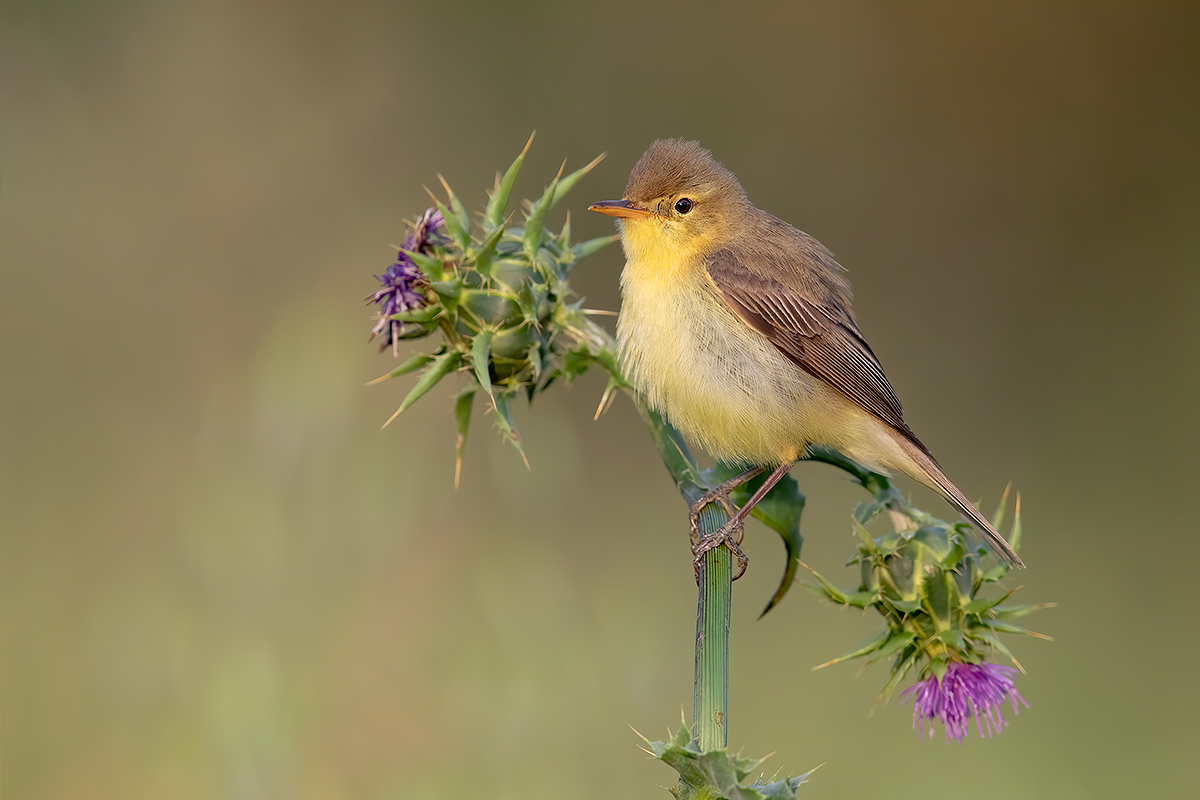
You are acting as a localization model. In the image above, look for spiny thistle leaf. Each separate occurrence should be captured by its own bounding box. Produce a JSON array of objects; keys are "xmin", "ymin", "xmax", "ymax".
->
[
  {"xmin": 437, "ymin": 174, "xmax": 470, "ymax": 239},
  {"xmin": 556, "ymin": 210, "xmax": 572, "ymax": 249},
  {"xmin": 400, "ymin": 246, "xmax": 446, "ymax": 282},
  {"xmin": 472, "ymin": 223, "xmax": 507, "ymax": 278},
  {"xmin": 381, "ymin": 349, "xmax": 460, "ymax": 429},
  {"xmin": 453, "ymin": 390, "xmax": 474, "ymax": 488},
  {"xmin": 991, "ymin": 483, "xmax": 1013, "ymax": 530},
  {"xmin": 485, "ymin": 131, "xmax": 534, "ymax": 231},
  {"xmin": 546, "ymin": 152, "xmax": 606, "ymax": 213},
  {"xmin": 644, "ymin": 724, "xmax": 814, "ymax": 800},
  {"xmin": 1010, "ymin": 493, "xmax": 1024, "ymax": 551},
  {"xmin": 366, "ymin": 353, "xmax": 433, "ymax": 386},
  {"xmin": 991, "ymin": 601, "xmax": 1057, "ymax": 620},
  {"xmin": 745, "ymin": 475, "xmax": 804, "ymax": 618},
  {"xmin": 471, "ymin": 329, "xmax": 494, "ymax": 399},
  {"xmin": 390, "ymin": 305, "xmax": 442, "ymax": 324},
  {"xmin": 428, "ymin": 193, "xmax": 469, "ymax": 252},
  {"xmin": 522, "ymin": 161, "xmax": 562, "ymax": 258},
  {"xmin": 571, "ymin": 233, "xmax": 621, "ymax": 263},
  {"xmin": 492, "ymin": 389, "xmax": 528, "ymax": 468},
  {"xmin": 811, "ymin": 629, "xmax": 891, "ymax": 671}
]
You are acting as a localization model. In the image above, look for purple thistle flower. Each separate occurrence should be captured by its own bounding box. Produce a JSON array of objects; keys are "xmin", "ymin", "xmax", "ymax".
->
[
  {"xmin": 901, "ymin": 661, "xmax": 1029, "ymax": 743},
  {"xmin": 369, "ymin": 209, "xmax": 444, "ymax": 355}
]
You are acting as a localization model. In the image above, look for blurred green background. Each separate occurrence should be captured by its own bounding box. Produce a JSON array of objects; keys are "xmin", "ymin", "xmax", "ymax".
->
[{"xmin": 4, "ymin": 1, "xmax": 1198, "ymax": 798}]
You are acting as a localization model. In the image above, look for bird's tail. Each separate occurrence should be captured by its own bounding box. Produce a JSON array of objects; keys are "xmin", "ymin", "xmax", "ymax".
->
[{"xmin": 893, "ymin": 433, "xmax": 1025, "ymax": 568}]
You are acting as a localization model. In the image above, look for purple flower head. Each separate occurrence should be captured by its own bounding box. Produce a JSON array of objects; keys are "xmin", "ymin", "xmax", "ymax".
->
[
  {"xmin": 901, "ymin": 661, "xmax": 1029, "ymax": 743},
  {"xmin": 369, "ymin": 209, "xmax": 444, "ymax": 354}
]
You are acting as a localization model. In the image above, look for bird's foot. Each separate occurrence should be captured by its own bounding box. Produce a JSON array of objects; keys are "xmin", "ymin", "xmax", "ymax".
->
[
  {"xmin": 692, "ymin": 519, "xmax": 750, "ymax": 581},
  {"xmin": 688, "ymin": 486, "xmax": 744, "ymax": 546},
  {"xmin": 689, "ymin": 487, "xmax": 750, "ymax": 582},
  {"xmin": 687, "ymin": 467, "xmax": 767, "ymax": 582}
]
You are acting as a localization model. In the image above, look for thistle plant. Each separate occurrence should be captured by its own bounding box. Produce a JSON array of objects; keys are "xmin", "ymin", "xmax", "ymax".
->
[
  {"xmin": 803, "ymin": 469, "xmax": 1052, "ymax": 743},
  {"xmin": 365, "ymin": 133, "xmax": 617, "ymax": 484},
  {"xmin": 364, "ymin": 137, "xmax": 1045, "ymax": 796}
]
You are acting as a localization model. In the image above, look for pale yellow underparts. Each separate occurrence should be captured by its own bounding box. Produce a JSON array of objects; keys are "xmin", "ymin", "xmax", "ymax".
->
[{"xmin": 615, "ymin": 215, "xmax": 911, "ymax": 473}]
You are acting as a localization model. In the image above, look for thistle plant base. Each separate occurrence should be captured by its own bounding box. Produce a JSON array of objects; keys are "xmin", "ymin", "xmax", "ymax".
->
[{"xmin": 645, "ymin": 723, "xmax": 815, "ymax": 800}]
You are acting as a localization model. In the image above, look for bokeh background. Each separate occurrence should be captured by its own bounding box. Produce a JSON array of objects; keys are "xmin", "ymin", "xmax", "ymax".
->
[{"xmin": 4, "ymin": 2, "xmax": 1199, "ymax": 798}]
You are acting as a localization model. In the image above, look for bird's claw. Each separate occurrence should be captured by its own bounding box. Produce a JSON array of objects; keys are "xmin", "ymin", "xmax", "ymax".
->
[
  {"xmin": 688, "ymin": 488, "xmax": 743, "ymax": 546},
  {"xmin": 692, "ymin": 520, "xmax": 750, "ymax": 582},
  {"xmin": 687, "ymin": 467, "xmax": 769, "ymax": 582}
]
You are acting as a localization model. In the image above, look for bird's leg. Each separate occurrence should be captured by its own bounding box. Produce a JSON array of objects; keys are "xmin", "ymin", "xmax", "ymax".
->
[
  {"xmin": 688, "ymin": 466, "xmax": 765, "ymax": 546},
  {"xmin": 690, "ymin": 461, "xmax": 796, "ymax": 581}
]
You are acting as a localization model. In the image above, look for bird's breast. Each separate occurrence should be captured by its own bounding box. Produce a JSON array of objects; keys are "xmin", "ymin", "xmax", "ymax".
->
[{"xmin": 616, "ymin": 256, "xmax": 865, "ymax": 465}]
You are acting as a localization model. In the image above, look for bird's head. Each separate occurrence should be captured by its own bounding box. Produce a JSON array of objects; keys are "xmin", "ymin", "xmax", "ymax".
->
[{"xmin": 589, "ymin": 139, "xmax": 748, "ymax": 264}]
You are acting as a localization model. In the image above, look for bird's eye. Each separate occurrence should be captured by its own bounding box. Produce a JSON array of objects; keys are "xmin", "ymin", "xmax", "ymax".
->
[{"xmin": 674, "ymin": 198, "xmax": 694, "ymax": 214}]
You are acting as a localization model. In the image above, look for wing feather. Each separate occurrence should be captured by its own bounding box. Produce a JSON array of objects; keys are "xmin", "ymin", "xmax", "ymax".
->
[{"xmin": 705, "ymin": 248, "xmax": 916, "ymax": 441}]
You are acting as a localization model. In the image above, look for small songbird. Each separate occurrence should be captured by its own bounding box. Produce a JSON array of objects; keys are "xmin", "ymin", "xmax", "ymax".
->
[{"xmin": 589, "ymin": 139, "xmax": 1023, "ymax": 575}]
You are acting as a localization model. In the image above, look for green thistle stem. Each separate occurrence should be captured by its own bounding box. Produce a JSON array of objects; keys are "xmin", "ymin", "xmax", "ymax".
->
[
  {"xmin": 693, "ymin": 503, "xmax": 732, "ymax": 750},
  {"xmin": 622, "ymin": 390, "xmax": 732, "ymax": 748}
]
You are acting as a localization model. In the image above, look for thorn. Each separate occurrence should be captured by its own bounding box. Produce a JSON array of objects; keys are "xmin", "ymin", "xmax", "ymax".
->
[
  {"xmin": 582, "ymin": 151, "xmax": 607, "ymax": 173},
  {"xmin": 422, "ymin": 184, "xmax": 439, "ymax": 205},
  {"xmin": 437, "ymin": 173, "xmax": 454, "ymax": 198},
  {"xmin": 555, "ymin": 157, "xmax": 567, "ymax": 181},
  {"xmin": 593, "ymin": 384, "xmax": 618, "ymax": 420},
  {"xmin": 364, "ymin": 373, "xmax": 392, "ymax": 386},
  {"xmin": 520, "ymin": 130, "xmax": 536, "ymax": 159},
  {"xmin": 381, "ymin": 404, "xmax": 404, "ymax": 429}
]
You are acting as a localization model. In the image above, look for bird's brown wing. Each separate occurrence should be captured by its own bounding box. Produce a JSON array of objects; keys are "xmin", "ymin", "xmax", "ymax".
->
[{"xmin": 705, "ymin": 248, "xmax": 917, "ymax": 441}]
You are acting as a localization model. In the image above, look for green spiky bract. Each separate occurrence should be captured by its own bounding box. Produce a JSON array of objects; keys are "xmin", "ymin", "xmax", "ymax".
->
[
  {"xmin": 641, "ymin": 724, "xmax": 815, "ymax": 800},
  {"xmin": 804, "ymin": 477, "xmax": 1052, "ymax": 702},
  {"xmin": 368, "ymin": 135, "xmax": 618, "ymax": 477}
]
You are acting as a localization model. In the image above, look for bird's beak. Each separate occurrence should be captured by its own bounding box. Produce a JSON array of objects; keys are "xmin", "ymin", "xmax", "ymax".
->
[{"xmin": 588, "ymin": 199, "xmax": 657, "ymax": 219}]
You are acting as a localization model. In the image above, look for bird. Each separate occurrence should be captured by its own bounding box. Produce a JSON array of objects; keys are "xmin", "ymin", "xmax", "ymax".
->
[{"xmin": 588, "ymin": 138, "xmax": 1023, "ymax": 576}]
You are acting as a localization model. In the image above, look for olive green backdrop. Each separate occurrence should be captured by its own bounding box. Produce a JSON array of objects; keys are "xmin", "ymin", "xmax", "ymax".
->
[{"xmin": 4, "ymin": 2, "xmax": 1198, "ymax": 798}]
